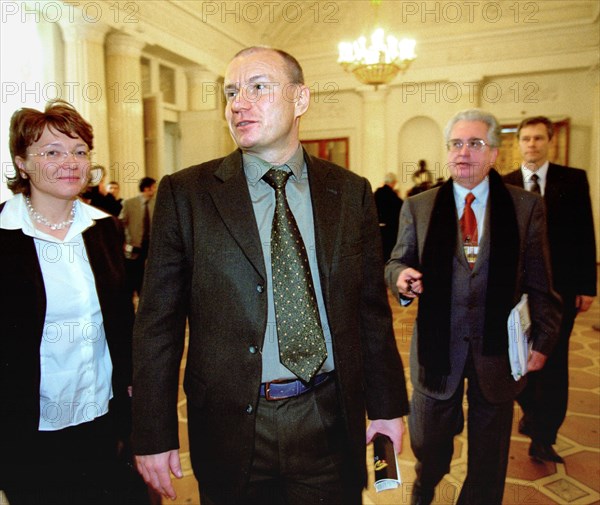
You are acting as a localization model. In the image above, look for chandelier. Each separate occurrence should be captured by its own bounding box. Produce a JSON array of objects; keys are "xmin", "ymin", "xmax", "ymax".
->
[{"xmin": 338, "ymin": 18, "xmax": 416, "ymax": 89}]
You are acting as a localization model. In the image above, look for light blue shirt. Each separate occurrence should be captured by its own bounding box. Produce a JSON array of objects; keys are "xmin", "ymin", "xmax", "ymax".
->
[
  {"xmin": 400, "ymin": 178, "xmax": 491, "ymax": 306},
  {"xmin": 453, "ymin": 177, "xmax": 490, "ymax": 242},
  {"xmin": 243, "ymin": 146, "xmax": 335, "ymax": 382}
]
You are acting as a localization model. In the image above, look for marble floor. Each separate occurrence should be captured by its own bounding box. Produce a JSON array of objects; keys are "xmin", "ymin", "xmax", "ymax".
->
[
  {"xmin": 4, "ymin": 283, "xmax": 594, "ymax": 505},
  {"xmin": 167, "ymin": 282, "xmax": 600, "ymax": 505}
]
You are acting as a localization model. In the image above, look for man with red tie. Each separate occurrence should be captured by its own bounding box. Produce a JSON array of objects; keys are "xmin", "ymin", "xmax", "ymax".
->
[
  {"xmin": 504, "ymin": 116, "xmax": 597, "ymax": 464},
  {"xmin": 386, "ymin": 109, "xmax": 561, "ymax": 504}
]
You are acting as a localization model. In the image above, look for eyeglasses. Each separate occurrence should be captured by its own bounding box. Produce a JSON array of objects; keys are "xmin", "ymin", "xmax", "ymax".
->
[
  {"xmin": 446, "ymin": 139, "xmax": 489, "ymax": 152},
  {"xmin": 27, "ymin": 149, "xmax": 91, "ymax": 162}
]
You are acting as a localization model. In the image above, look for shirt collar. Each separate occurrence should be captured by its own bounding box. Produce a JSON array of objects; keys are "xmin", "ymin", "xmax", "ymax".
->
[
  {"xmin": 0, "ymin": 193, "xmax": 109, "ymax": 242},
  {"xmin": 521, "ymin": 160, "xmax": 549, "ymax": 182},
  {"xmin": 453, "ymin": 177, "xmax": 489, "ymax": 206},
  {"xmin": 243, "ymin": 145, "xmax": 305, "ymax": 186}
]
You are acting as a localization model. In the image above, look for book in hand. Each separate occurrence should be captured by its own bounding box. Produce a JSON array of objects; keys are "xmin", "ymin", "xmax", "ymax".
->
[
  {"xmin": 373, "ymin": 435, "xmax": 401, "ymax": 492},
  {"xmin": 507, "ymin": 293, "xmax": 533, "ymax": 381}
]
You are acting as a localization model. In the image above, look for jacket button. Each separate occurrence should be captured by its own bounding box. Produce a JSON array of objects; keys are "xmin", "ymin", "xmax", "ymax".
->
[
  {"xmin": 256, "ymin": 284, "xmax": 264, "ymax": 293},
  {"xmin": 246, "ymin": 404, "xmax": 253, "ymax": 414},
  {"xmin": 249, "ymin": 345, "xmax": 258, "ymax": 354}
]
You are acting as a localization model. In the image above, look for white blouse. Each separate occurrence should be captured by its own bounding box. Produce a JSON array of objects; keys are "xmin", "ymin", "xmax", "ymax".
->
[{"xmin": 1, "ymin": 195, "xmax": 114, "ymax": 430}]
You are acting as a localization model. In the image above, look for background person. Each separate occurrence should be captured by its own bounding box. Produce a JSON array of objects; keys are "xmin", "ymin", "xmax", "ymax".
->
[
  {"xmin": 107, "ymin": 180, "xmax": 123, "ymax": 204},
  {"xmin": 386, "ymin": 109, "xmax": 561, "ymax": 505},
  {"xmin": 0, "ymin": 100, "xmax": 137, "ymax": 504},
  {"xmin": 132, "ymin": 46, "xmax": 408, "ymax": 505},
  {"xmin": 81, "ymin": 164, "xmax": 123, "ymax": 217},
  {"xmin": 374, "ymin": 172, "xmax": 403, "ymax": 262},
  {"xmin": 504, "ymin": 116, "xmax": 597, "ymax": 463},
  {"xmin": 119, "ymin": 177, "xmax": 157, "ymax": 299}
]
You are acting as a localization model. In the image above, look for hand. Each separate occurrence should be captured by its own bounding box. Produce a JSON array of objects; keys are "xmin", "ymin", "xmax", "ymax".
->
[
  {"xmin": 576, "ymin": 295, "xmax": 595, "ymax": 313},
  {"xmin": 396, "ymin": 268, "xmax": 423, "ymax": 298},
  {"xmin": 527, "ymin": 350, "xmax": 547, "ymax": 372},
  {"xmin": 366, "ymin": 417, "xmax": 405, "ymax": 454},
  {"xmin": 135, "ymin": 450, "xmax": 183, "ymax": 500}
]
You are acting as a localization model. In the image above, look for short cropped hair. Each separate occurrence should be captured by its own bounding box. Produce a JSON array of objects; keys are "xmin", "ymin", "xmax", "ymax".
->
[
  {"xmin": 444, "ymin": 108, "xmax": 501, "ymax": 148},
  {"xmin": 8, "ymin": 99, "xmax": 94, "ymax": 195},
  {"xmin": 139, "ymin": 177, "xmax": 156, "ymax": 192},
  {"xmin": 232, "ymin": 46, "xmax": 305, "ymax": 84},
  {"xmin": 516, "ymin": 116, "xmax": 554, "ymax": 140}
]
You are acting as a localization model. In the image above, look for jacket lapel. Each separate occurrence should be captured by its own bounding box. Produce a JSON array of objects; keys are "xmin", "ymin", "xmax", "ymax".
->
[
  {"xmin": 305, "ymin": 154, "xmax": 343, "ymax": 278},
  {"xmin": 210, "ymin": 151, "xmax": 266, "ymax": 279},
  {"xmin": 543, "ymin": 163, "xmax": 561, "ymax": 206},
  {"xmin": 472, "ymin": 204, "xmax": 491, "ymax": 273}
]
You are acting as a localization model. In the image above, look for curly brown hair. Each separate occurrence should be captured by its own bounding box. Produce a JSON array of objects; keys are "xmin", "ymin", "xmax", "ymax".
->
[{"xmin": 8, "ymin": 99, "xmax": 94, "ymax": 195}]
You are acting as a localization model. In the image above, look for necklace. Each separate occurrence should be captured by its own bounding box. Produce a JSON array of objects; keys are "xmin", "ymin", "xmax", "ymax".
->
[{"xmin": 25, "ymin": 196, "xmax": 76, "ymax": 230}]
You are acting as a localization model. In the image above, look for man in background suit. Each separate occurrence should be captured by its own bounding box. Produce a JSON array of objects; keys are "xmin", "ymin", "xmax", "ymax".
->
[
  {"xmin": 374, "ymin": 172, "xmax": 403, "ymax": 261},
  {"xmin": 386, "ymin": 109, "xmax": 561, "ymax": 504},
  {"xmin": 504, "ymin": 116, "xmax": 597, "ymax": 463},
  {"xmin": 119, "ymin": 176, "xmax": 156, "ymax": 298},
  {"xmin": 132, "ymin": 46, "xmax": 408, "ymax": 505}
]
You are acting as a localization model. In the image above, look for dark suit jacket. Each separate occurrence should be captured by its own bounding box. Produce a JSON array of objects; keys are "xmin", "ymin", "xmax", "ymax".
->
[
  {"xmin": 504, "ymin": 163, "xmax": 597, "ymax": 298},
  {"xmin": 132, "ymin": 150, "xmax": 409, "ymax": 501},
  {"xmin": 0, "ymin": 211, "xmax": 134, "ymax": 473},
  {"xmin": 385, "ymin": 181, "xmax": 561, "ymax": 403},
  {"xmin": 374, "ymin": 184, "xmax": 403, "ymax": 260}
]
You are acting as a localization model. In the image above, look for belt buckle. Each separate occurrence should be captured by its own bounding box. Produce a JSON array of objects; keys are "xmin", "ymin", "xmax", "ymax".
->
[{"xmin": 264, "ymin": 379, "xmax": 292, "ymax": 401}]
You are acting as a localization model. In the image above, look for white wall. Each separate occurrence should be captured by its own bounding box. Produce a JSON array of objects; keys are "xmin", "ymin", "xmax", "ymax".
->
[{"xmin": 300, "ymin": 67, "xmax": 599, "ymax": 260}]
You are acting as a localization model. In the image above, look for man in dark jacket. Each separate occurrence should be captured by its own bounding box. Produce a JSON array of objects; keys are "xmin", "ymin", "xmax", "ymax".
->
[
  {"xmin": 374, "ymin": 172, "xmax": 403, "ymax": 261},
  {"xmin": 504, "ymin": 116, "xmax": 597, "ymax": 463}
]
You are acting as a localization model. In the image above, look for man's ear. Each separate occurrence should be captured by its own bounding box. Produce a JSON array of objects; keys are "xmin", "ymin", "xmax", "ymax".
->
[
  {"xmin": 489, "ymin": 147, "xmax": 499, "ymax": 166},
  {"xmin": 295, "ymin": 84, "xmax": 310, "ymax": 117}
]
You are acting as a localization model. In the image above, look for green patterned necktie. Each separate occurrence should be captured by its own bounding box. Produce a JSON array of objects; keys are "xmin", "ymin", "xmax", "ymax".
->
[{"xmin": 263, "ymin": 168, "xmax": 327, "ymax": 383}]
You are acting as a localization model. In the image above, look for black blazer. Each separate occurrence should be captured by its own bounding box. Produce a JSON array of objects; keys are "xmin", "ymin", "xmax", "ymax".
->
[
  {"xmin": 504, "ymin": 163, "xmax": 597, "ymax": 297},
  {"xmin": 132, "ymin": 150, "xmax": 409, "ymax": 502},
  {"xmin": 0, "ymin": 208, "xmax": 134, "ymax": 464}
]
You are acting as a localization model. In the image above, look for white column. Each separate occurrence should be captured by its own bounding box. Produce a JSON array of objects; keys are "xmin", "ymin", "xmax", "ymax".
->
[
  {"xmin": 59, "ymin": 20, "xmax": 111, "ymax": 169},
  {"xmin": 359, "ymin": 87, "xmax": 389, "ymax": 187},
  {"xmin": 180, "ymin": 66, "xmax": 226, "ymax": 166},
  {"xmin": 105, "ymin": 32, "xmax": 146, "ymax": 199},
  {"xmin": 186, "ymin": 66, "xmax": 220, "ymax": 112}
]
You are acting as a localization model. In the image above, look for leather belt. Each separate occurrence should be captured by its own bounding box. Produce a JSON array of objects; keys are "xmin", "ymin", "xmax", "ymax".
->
[{"xmin": 260, "ymin": 372, "xmax": 332, "ymax": 401}]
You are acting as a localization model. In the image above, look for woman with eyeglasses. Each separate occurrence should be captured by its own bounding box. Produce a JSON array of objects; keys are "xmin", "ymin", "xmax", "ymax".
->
[{"xmin": 0, "ymin": 100, "xmax": 140, "ymax": 504}]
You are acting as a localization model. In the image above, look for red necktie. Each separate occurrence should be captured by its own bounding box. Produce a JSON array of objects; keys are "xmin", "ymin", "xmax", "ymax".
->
[{"xmin": 460, "ymin": 193, "xmax": 478, "ymax": 268}]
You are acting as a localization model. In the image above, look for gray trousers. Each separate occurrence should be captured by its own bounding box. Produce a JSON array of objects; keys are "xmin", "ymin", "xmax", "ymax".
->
[{"xmin": 409, "ymin": 356, "xmax": 513, "ymax": 505}]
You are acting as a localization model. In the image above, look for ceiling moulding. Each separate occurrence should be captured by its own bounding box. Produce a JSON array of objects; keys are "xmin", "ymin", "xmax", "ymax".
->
[
  {"xmin": 99, "ymin": 0, "xmax": 240, "ymax": 75},
  {"xmin": 300, "ymin": 17, "xmax": 598, "ymax": 86},
  {"xmin": 294, "ymin": 12, "xmax": 599, "ymax": 62},
  {"xmin": 306, "ymin": 47, "xmax": 599, "ymax": 95},
  {"xmin": 268, "ymin": 0, "xmax": 599, "ymax": 50},
  {"xmin": 170, "ymin": 0, "xmax": 275, "ymax": 48}
]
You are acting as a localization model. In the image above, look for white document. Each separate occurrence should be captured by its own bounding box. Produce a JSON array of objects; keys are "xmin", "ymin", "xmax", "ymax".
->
[{"xmin": 507, "ymin": 293, "xmax": 533, "ymax": 381}]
